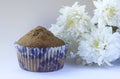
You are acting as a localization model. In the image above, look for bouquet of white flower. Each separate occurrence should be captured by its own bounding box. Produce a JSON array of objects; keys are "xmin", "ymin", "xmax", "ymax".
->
[{"xmin": 50, "ymin": 1, "xmax": 120, "ymax": 66}]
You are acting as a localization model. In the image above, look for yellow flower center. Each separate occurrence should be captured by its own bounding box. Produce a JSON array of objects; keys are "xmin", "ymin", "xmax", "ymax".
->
[
  {"xmin": 103, "ymin": 6, "xmax": 117, "ymax": 18},
  {"xmin": 65, "ymin": 12, "xmax": 82, "ymax": 30},
  {"xmin": 64, "ymin": 19, "xmax": 74, "ymax": 30},
  {"xmin": 93, "ymin": 40, "xmax": 99, "ymax": 48},
  {"xmin": 68, "ymin": 20, "xmax": 74, "ymax": 25},
  {"xmin": 109, "ymin": 7, "xmax": 116, "ymax": 17}
]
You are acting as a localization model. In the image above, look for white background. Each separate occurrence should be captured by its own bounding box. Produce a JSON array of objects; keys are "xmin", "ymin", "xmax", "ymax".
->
[{"xmin": 0, "ymin": 0, "xmax": 120, "ymax": 79}]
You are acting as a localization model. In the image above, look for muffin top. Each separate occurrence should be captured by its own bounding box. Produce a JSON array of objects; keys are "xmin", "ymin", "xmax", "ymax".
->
[{"xmin": 17, "ymin": 26, "xmax": 65, "ymax": 48}]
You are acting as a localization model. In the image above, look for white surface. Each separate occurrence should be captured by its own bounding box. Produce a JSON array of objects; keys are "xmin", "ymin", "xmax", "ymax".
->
[
  {"xmin": 0, "ymin": 0, "xmax": 120, "ymax": 79},
  {"xmin": 1, "ymin": 45, "xmax": 120, "ymax": 79}
]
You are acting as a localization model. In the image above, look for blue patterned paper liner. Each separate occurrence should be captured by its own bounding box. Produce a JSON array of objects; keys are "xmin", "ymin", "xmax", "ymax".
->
[{"xmin": 15, "ymin": 44, "xmax": 68, "ymax": 72}]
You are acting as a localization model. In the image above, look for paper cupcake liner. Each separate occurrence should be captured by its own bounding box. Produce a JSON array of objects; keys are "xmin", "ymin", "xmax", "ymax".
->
[{"xmin": 15, "ymin": 44, "xmax": 68, "ymax": 72}]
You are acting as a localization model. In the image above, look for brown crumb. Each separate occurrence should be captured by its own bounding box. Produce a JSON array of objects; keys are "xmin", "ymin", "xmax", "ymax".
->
[{"xmin": 17, "ymin": 26, "xmax": 65, "ymax": 48}]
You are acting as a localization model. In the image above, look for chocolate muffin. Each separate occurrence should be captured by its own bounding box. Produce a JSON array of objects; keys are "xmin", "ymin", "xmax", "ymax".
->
[{"xmin": 15, "ymin": 26, "xmax": 68, "ymax": 72}]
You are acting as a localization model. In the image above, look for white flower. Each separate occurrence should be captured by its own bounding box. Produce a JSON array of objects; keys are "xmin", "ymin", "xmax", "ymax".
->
[
  {"xmin": 50, "ymin": 2, "xmax": 92, "ymax": 55},
  {"xmin": 77, "ymin": 26, "xmax": 120, "ymax": 66},
  {"xmin": 92, "ymin": 0, "xmax": 120, "ymax": 27}
]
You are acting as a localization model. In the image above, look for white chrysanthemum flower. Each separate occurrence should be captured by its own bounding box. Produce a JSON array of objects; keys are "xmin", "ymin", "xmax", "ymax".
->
[
  {"xmin": 50, "ymin": 2, "xmax": 91, "ymax": 55},
  {"xmin": 92, "ymin": 0, "xmax": 120, "ymax": 28},
  {"xmin": 77, "ymin": 26, "xmax": 120, "ymax": 66}
]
